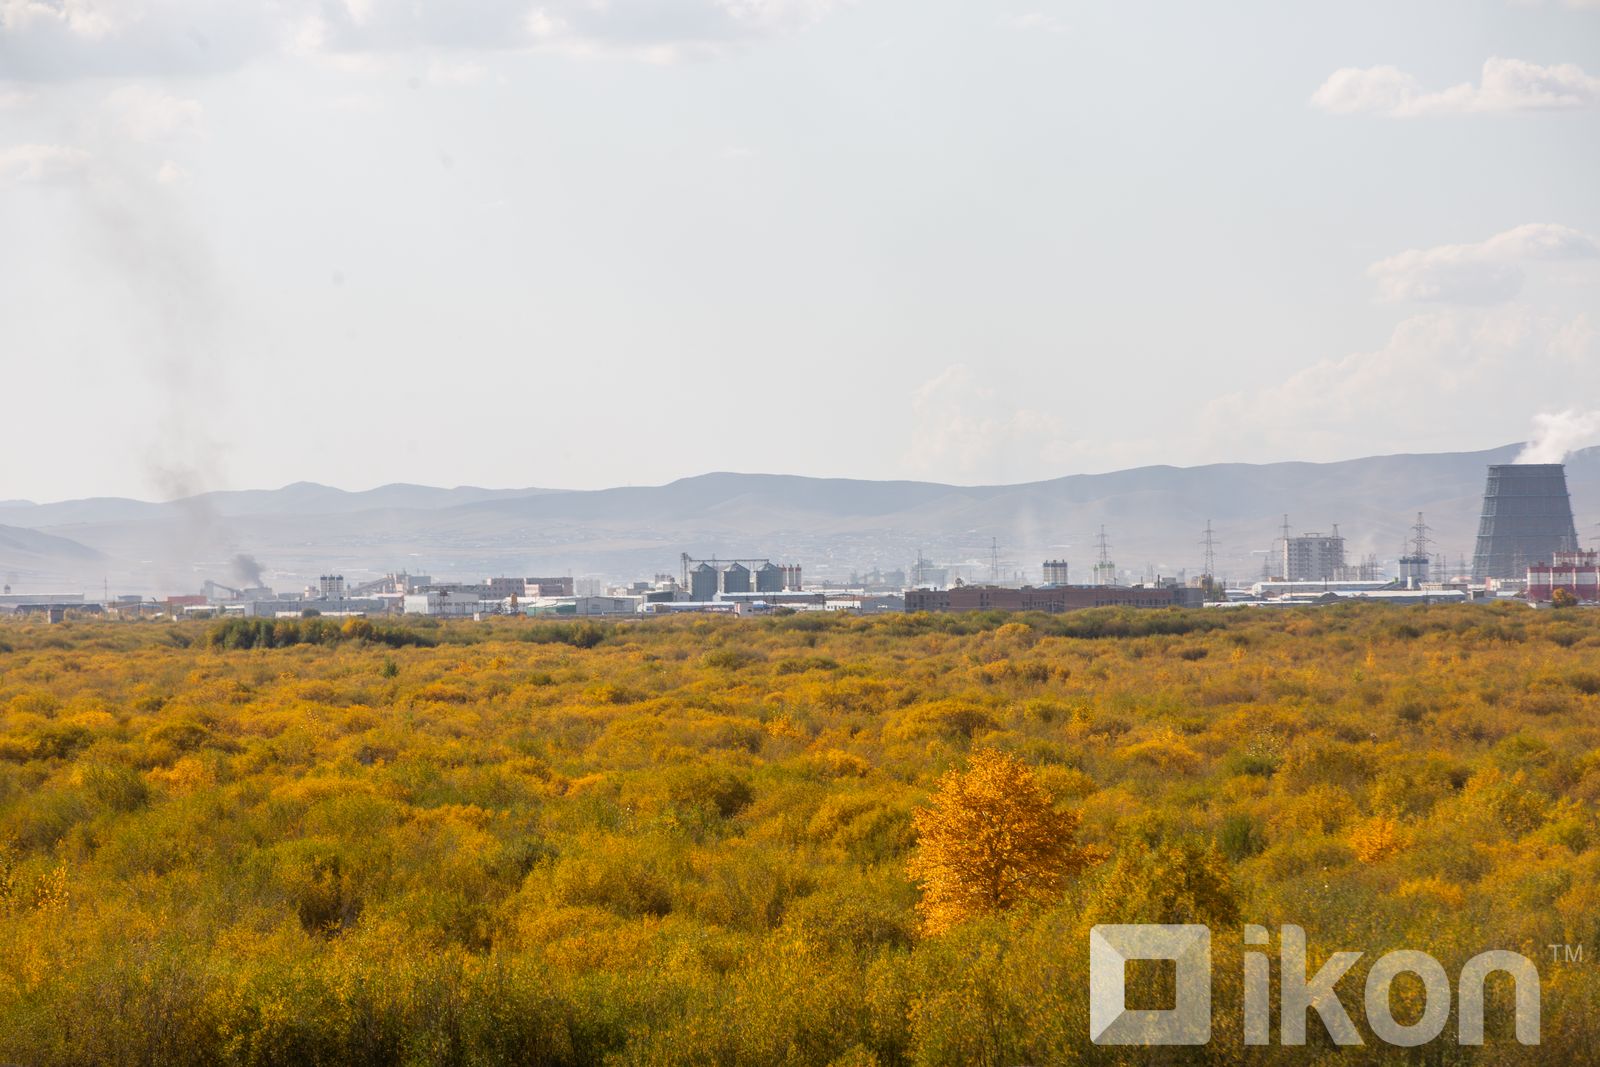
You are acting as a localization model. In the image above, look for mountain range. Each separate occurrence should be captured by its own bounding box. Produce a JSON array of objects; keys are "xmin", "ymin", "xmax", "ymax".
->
[{"xmin": 3, "ymin": 444, "xmax": 1597, "ymax": 596}]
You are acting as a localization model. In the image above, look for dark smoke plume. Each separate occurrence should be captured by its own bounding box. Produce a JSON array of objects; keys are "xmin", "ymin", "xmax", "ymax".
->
[{"xmin": 231, "ymin": 553, "xmax": 263, "ymax": 587}]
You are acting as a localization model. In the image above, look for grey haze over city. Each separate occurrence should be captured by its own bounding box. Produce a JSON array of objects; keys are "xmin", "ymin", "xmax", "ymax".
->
[{"xmin": 3, "ymin": 0, "xmax": 1599, "ymax": 597}]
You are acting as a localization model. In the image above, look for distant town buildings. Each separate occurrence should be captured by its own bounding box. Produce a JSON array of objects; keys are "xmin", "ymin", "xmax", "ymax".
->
[{"xmin": 3, "ymin": 461, "xmax": 1592, "ymax": 620}]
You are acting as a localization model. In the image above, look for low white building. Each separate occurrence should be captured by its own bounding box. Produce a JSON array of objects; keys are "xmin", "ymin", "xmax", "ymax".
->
[
  {"xmin": 404, "ymin": 591, "xmax": 486, "ymax": 617},
  {"xmin": 1249, "ymin": 579, "xmax": 1395, "ymax": 599},
  {"xmin": 524, "ymin": 595, "xmax": 640, "ymax": 617}
]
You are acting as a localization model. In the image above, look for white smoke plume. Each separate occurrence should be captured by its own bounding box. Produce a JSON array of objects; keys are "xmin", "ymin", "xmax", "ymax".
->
[{"xmin": 1516, "ymin": 410, "xmax": 1600, "ymax": 464}]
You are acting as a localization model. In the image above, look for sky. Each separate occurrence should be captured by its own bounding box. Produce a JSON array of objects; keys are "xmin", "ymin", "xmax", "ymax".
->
[{"xmin": 2, "ymin": 0, "xmax": 1598, "ymax": 503}]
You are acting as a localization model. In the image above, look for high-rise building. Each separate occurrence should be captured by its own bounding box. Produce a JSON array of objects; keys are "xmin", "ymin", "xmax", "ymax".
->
[{"xmin": 1282, "ymin": 533, "xmax": 1345, "ymax": 582}]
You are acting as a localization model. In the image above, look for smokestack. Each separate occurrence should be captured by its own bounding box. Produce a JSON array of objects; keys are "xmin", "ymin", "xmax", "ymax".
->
[{"xmin": 1471, "ymin": 464, "xmax": 1580, "ymax": 581}]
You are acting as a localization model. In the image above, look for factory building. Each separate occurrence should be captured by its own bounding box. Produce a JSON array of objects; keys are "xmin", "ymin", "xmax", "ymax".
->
[
  {"xmin": 232, "ymin": 598, "xmax": 385, "ymax": 618},
  {"xmin": 1527, "ymin": 551, "xmax": 1600, "ymax": 604},
  {"xmin": 715, "ymin": 590, "xmax": 827, "ymax": 610},
  {"xmin": 1398, "ymin": 554, "xmax": 1431, "ymax": 588},
  {"xmin": 1473, "ymin": 463, "xmax": 1580, "ymax": 580},
  {"xmin": 523, "ymin": 596, "xmax": 640, "ymax": 617},
  {"xmin": 905, "ymin": 584, "xmax": 1202, "ymax": 613},
  {"xmin": 1282, "ymin": 533, "xmax": 1345, "ymax": 582},
  {"xmin": 0, "ymin": 593, "xmax": 86, "ymax": 614},
  {"xmin": 11, "ymin": 602, "xmax": 102, "ymax": 623},
  {"xmin": 681, "ymin": 555, "xmax": 802, "ymax": 598},
  {"xmin": 526, "ymin": 576, "xmax": 575, "ymax": 597},
  {"xmin": 478, "ymin": 577, "xmax": 525, "ymax": 600},
  {"xmin": 1250, "ymin": 579, "xmax": 1396, "ymax": 599},
  {"xmin": 403, "ymin": 590, "xmax": 488, "ymax": 617},
  {"xmin": 1041, "ymin": 560, "xmax": 1070, "ymax": 586}
]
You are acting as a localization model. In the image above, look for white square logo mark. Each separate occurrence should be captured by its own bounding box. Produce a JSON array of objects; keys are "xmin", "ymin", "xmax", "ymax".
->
[{"xmin": 1089, "ymin": 924, "xmax": 1212, "ymax": 1046}]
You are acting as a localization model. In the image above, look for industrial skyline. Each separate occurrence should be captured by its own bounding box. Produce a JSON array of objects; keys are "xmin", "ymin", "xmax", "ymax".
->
[
  {"xmin": 3, "ymin": 1, "xmax": 1599, "ymax": 503},
  {"xmin": 4, "ymin": 453, "xmax": 1595, "ymax": 612}
]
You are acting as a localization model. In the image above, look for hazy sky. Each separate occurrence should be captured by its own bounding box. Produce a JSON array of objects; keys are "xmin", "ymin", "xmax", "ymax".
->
[{"xmin": 2, "ymin": 0, "xmax": 1598, "ymax": 502}]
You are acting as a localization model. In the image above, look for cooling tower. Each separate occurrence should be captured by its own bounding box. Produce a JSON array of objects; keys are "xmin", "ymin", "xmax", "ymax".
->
[{"xmin": 1471, "ymin": 464, "xmax": 1580, "ymax": 580}]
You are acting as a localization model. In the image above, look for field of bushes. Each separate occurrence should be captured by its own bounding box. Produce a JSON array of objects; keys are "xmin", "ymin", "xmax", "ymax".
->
[{"xmin": 0, "ymin": 604, "xmax": 1596, "ymax": 1065}]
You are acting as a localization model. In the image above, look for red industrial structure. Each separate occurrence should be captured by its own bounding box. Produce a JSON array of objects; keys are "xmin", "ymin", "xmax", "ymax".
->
[{"xmin": 1527, "ymin": 551, "xmax": 1600, "ymax": 604}]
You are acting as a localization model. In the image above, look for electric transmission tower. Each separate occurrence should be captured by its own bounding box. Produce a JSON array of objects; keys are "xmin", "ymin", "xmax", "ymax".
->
[
  {"xmin": 1410, "ymin": 512, "xmax": 1434, "ymax": 558},
  {"xmin": 1093, "ymin": 526, "xmax": 1116, "ymax": 587}
]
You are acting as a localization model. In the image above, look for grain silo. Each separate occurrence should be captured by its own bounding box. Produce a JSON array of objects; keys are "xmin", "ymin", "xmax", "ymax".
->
[
  {"xmin": 720, "ymin": 562, "xmax": 751, "ymax": 595},
  {"xmin": 690, "ymin": 563, "xmax": 720, "ymax": 601},
  {"xmin": 1471, "ymin": 464, "xmax": 1580, "ymax": 580},
  {"xmin": 755, "ymin": 563, "xmax": 785, "ymax": 593}
]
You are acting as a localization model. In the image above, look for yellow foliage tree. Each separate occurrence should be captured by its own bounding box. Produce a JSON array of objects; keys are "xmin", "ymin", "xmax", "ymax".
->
[{"xmin": 907, "ymin": 749, "xmax": 1097, "ymax": 935}]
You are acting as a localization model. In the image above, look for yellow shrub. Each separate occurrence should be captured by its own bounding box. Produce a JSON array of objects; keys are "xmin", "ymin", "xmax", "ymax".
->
[{"xmin": 1348, "ymin": 814, "xmax": 1404, "ymax": 863}]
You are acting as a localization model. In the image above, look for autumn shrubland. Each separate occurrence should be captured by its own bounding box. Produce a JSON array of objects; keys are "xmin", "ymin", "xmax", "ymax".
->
[{"xmin": 0, "ymin": 604, "xmax": 1597, "ymax": 1064}]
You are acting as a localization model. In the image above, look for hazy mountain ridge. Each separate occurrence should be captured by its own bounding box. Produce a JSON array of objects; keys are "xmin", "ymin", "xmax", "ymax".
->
[{"xmin": 3, "ymin": 445, "xmax": 1597, "ymax": 595}]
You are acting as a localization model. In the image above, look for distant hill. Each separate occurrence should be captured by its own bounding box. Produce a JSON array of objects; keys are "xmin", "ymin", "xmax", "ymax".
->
[
  {"xmin": 0, "ymin": 524, "xmax": 105, "ymax": 590},
  {"xmin": 2, "ymin": 446, "xmax": 1596, "ymax": 595}
]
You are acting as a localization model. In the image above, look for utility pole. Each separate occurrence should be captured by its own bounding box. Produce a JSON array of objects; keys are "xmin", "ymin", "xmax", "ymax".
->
[{"xmin": 1201, "ymin": 520, "xmax": 1217, "ymax": 579}]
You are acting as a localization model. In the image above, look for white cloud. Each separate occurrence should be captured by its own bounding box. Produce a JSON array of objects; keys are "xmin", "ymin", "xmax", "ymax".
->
[
  {"xmin": 1207, "ymin": 307, "xmax": 1600, "ymax": 458},
  {"xmin": 0, "ymin": 0, "xmax": 276, "ymax": 79},
  {"xmin": 425, "ymin": 57, "xmax": 487, "ymax": 84},
  {"xmin": 0, "ymin": 0, "xmax": 126, "ymax": 39},
  {"xmin": 907, "ymin": 364, "xmax": 1123, "ymax": 483},
  {"xmin": 520, "ymin": 0, "xmax": 849, "ymax": 62},
  {"xmin": 0, "ymin": 0, "xmax": 854, "ymax": 78},
  {"xmin": 156, "ymin": 159, "xmax": 190, "ymax": 183},
  {"xmin": 1311, "ymin": 57, "xmax": 1600, "ymax": 116},
  {"xmin": 1368, "ymin": 223, "xmax": 1599, "ymax": 304},
  {"xmin": 1002, "ymin": 12, "xmax": 1068, "ymax": 34},
  {"xmin": 0, "ymin": 142, "xmax": 91, "ymax": 183},
  {"xmin": 105, "ymin": 84, "xmax": 203, "ymax": 139}
]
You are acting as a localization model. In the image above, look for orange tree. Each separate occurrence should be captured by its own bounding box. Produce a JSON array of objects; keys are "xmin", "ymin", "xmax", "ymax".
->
[{"xmin": 906, "ymin": 748, "xmax": 1099, "ymax": 935}]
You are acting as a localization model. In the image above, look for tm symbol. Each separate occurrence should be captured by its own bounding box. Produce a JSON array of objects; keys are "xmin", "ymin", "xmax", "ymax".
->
[{"xmin": 1548, "ymin": 944, "xmax": 1585, "ymax": 965}]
